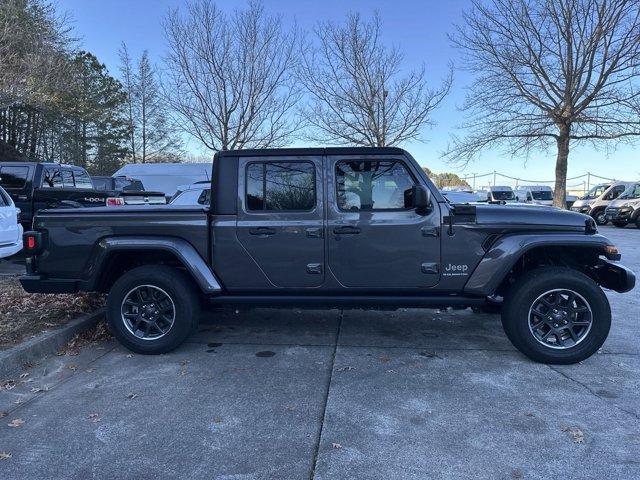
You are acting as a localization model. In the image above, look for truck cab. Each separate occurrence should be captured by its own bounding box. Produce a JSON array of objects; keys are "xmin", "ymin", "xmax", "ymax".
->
[
  {"xmin": 0, "ymin": 162, "xmax": 107, "ymax": 227},
  {"xmin": 19, "ymin": 148, "xmax": 635, "ymax": 364},
  {"xmin": 478, "ymin": 185, "xmax": 517, "ymax": 203},
  {"xmin": 515, "ymin": 185, "xmax": 554, "ymax": 206}
]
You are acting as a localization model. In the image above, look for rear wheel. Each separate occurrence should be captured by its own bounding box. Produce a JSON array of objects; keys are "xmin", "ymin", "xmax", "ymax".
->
[
  {"xmin": 635, "ymin": 216, "xmax": 640, "ymax": 229},
  {"xmin": 107, "ymin": 265, "xmax": 200, "ymax": 354},
  {"xmin": 612, "ymin": 221, "xmax": 627, "ymax": 228},
  {"xmin": 502, "ymin": 267, "xmax": 610, "ymax": 364}
]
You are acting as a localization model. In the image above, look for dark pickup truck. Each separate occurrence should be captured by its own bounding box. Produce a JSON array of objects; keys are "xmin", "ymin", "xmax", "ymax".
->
[
  {"xmin": 20, "ymin": 148, "xmax": 635, "ymax": 364},
  {"xmin": 0, "ymin": 162, "xmax": 108, "ymax": 227},
  {"xmin": 91, "ymin": 176, "xmax": 167, "ymax": 206}
]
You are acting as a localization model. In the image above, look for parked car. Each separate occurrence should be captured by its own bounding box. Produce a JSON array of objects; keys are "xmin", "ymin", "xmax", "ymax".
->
[
  {"xmin": 604, "ymin": 182, "xmax": 640, "ymax": 228},
  {"xmin": 21, "ymin": 147, "xmax": 635, "ymax": 364},
  {"xmin": 0, "ymin": 185, "xmax": 22, "ymax": 258},
  {"xmin": 92, "ymin": 175, "xmax": 167, "ymax": 206},
  {"xmin": 476, "ymin": 186, "xmax": 517, "ymax": 203},
  {"xmin": 570, "ymin": 181, "xmax": 632, "ymax": 225},
  {"xmin": 170, "ymin": 183, "xmax": 211, "ymax": 206},
  {"xmin": 441, "ymin": 190, "xmax": 480, "ymax": 204},
  {"xmin": 0, "ymin": 162, "xmax": 108, "ymax": 227},
  {"xmin": 113, "ymin": 163, "xmax": 212, "ymax": 199},
  {"xmin": 514, "ymin": 185, "xmax": 554, "ymax": 206}
]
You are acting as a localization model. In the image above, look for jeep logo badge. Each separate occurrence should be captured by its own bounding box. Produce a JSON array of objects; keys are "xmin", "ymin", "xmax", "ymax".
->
[{"xmin": 443, "ymin": 263, "xmax": 469, "ymax": 276}]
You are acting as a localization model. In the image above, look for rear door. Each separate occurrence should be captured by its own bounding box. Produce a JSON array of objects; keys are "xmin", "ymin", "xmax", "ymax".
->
[
  {"xmin": 236, "ymin": 155, "xmax": 324, "ymax": 288},
  {"xmin": 326, "ymin": 154, "xmax": 441, "ymax": 289}
]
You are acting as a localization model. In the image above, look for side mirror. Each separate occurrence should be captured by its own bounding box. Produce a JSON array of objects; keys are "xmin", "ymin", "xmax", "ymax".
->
[{"xmin": 406, "ymin": 185, "xmax": 431, "ymax": 213}]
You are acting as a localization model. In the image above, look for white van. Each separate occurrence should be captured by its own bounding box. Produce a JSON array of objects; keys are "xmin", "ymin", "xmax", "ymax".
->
[
  {"xmin": 570, "ymin": 181, "xmax": 632, "ymax": 225},
  {"xmin": 515, "ymin": 185, "xmax": 554, "ymax": 206},
  {"xmin": 476, "ymin": 186, "xmax": 517, "ymax": 203},
  {"xmin": 0, "ymin": 185, "xmax": 23, "ymax": 259}
]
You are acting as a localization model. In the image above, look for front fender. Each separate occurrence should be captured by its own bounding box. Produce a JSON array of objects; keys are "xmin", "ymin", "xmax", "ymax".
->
[
  {"xmin": 463, "ymin": 233, "xmax": 615, "ymax": 296},
  {"xmin": 86, "ymin": 236, "xmax": 222, "ymax": 294}
]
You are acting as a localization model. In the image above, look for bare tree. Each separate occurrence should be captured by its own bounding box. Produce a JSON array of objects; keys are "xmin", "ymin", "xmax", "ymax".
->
[
  {"xmin": 446, "ymin": 0, "xmax": 640, "ymax": 207},
  {"xmin": 119, "ymin": 45, "xmax": 182, "ymax": 163},
  {"xmin": 162, "ymin": 0, "xmax": 301, "ymax": 151},
  {"xmin": 298, "ymin": 12, "xmax": 452, "ymax": 147}
]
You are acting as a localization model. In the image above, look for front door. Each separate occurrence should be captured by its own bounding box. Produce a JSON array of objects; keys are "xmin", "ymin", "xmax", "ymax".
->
[
  {"xmin": 326, "ymin": 155, "xmax": 441, "ymax": 289},
  {"xmin": 236, "ymin": 155, "xmax": 325, "ymax": 288}
]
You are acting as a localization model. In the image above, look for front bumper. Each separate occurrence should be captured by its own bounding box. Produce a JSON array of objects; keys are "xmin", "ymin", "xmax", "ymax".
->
[
  {"xmin": 571, "ymin": 205, "xmax": 591, "ymax": 214},
  {"xmin": 0, "ymin": 239, "xmax": 23, "ymax": 259},
  {"xmin": 593, "ymin": 259, "xmax": 636, "ymax": 293},
  {"xmin": 605, "ymin": 208, "xmax": 633, "ymax": 222}
]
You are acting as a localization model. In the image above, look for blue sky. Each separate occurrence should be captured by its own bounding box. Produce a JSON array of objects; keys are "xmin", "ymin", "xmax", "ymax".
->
[{"xmin": 58, "ymin": 0, "xmax": 638, "ymax": 188}]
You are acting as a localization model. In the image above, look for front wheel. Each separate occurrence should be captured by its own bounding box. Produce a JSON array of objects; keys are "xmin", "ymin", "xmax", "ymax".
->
[
  {"xmin": 501, "ymin": 267, "xmax": 611, "ymax": 364},
  {"xmin": 107, "ymin": 265, "xmax": 200, "ymax": 354},
  {"xmin": 592, "ymin": 209, "xmax": 608, "ymax": 226}
]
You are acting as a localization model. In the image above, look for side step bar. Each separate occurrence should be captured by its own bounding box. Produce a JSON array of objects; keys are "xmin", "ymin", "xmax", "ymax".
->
[{"xmin": 207, "ymin": 295, "xmax": 486, "ymax": 310}]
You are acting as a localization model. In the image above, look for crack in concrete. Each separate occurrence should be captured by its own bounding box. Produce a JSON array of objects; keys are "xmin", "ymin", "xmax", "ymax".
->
[
  {"xmin": 547, "ymin": 364, "xmax": 640, "ymax": 421},
  {"xmin": 309, "ymin": 309, "xmax": 343, "ymax": 480}
]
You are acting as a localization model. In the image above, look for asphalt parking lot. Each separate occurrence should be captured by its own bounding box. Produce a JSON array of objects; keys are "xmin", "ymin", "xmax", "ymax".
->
[{"xmin": 0, "ymin": 225, "xmax": 639, "ymax": 480}]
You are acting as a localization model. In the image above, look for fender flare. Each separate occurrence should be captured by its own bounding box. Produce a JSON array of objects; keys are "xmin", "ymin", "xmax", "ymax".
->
[
  {"xmin": 463, "ymin": 233, "xmax": 614, "ymax": 296},
  {"xmin": 86, "ymin": 236, "xmax": 222, "ymax": 294}
]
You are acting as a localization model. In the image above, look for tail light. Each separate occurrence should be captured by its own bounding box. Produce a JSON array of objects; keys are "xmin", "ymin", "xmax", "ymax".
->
[
  {"xmin": 106, "ymin": 197, "xmax": 125, "ymax": 206},
  {"xmin": 23, "ymin": 231, "xmax": 44, "ymax": 254}
]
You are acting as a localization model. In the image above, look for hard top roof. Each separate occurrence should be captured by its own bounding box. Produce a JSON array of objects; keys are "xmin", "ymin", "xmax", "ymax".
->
[{"xmin": 216, "ymin": 147, "xmax": 408, "ymax": 158}]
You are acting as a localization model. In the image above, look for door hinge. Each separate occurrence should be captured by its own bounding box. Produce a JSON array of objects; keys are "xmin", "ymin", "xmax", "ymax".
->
[
  {"xmin": 421, "ymin": 262, "xmax": 439, "ymax": 274},
  {"xmin": 421, "ymin": 226, "xmax": 439, "ymax": 237},
  {"xmin": 306, "ymin": 263, "xmax": 322, "ymax": 274}
]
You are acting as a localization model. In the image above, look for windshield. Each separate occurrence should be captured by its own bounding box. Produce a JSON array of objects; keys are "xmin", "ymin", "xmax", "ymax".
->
[
  {"xmin": 619, "ymin": 184, "xmax": 640, "ymax": 199},
  {"xmin": 531, "ymin": 190, "xmax": 553, "ymax": 201},
  {"xmin": 581, "ymin": 184, "xmax": 610, "ymax": 199},
  {"xmin": 492, "ymin": 190, "xmax": 515, "ymax": 201}
]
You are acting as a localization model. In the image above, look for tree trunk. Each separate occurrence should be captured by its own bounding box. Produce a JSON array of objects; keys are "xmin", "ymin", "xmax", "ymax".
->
[{"xmin": 553, "ymin": 125, "xmax": 570, "ymax": 209}]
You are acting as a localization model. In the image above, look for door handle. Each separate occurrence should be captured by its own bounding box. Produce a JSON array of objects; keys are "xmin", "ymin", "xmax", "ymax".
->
[
  {"xmin": 333, "ymin": 226, "xmax": 361, "ymax": 235},
  {"xmin": 249, "ymin": 227, "xmax": 276, "ymax": 236},
  {"xmin": 305, "ymin": 227, "xmax": 323, "ymax": 238}
]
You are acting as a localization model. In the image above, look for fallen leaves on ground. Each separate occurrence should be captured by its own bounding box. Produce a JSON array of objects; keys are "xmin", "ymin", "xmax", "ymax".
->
[
  {"xmin": 87, "ymin": 413, "xmax": 100, "ymax": 423},
  {"xmin": 0, "ymin": 277, "xmax": 105, "ymax": 348},
  {"xmin": 0, "ymin": 452, "xmax": 11, "ymax": 460},
  {"xmin": 0, "ymin": 379, "xmax": 16, "ymax": 391},
  {"xmin": 56, "ymin": 322, "xmax": 112, "ymax": 356},
  {"xmin": 126, "ymin": 393, "xmax": 138, "ymax": 400},
  {"xmin": 7, "ymin": 418, "xmax": 24, "ymax": 428},
  {"xmin": 331, "ymin": 443, "xmax": 342, "ymax": 449},
  {"xmin": 561, "ymin": 425, "xmax": 585, "ymax": 444}
]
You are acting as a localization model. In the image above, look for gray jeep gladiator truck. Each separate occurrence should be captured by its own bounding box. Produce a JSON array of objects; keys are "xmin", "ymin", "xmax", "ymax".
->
[{"xmin": 19, "ymin": 148, "xmax": 635, "ymax": 364}]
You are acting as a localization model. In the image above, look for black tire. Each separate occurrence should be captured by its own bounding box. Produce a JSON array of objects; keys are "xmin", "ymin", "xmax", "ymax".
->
[
  {"xmin": 471, "ymin": 297, "xmax": 503, "ymax": 314},
  {"xmin": 501, "ymin": 267, "xmax": 611, "ymax": 364},
  {"xmin": 592, "ymin": 209, "xmax": 608, "ymax": 225},
  {"xmin": 612, "ymin": 221, "xmax": 627, "ymax": 228},
  {"xmin": 107, "ymin": 265, "xmax": 200, "ymax": 354},
  {"xmin": 635, "ymin": 216, "xmax": 640, "ymax": 229}
]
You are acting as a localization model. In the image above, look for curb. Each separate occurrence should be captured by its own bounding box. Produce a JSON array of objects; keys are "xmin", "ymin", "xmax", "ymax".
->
[{"xmin": 0, "ymin": 308, "xmax": 105, "ymax": 378}]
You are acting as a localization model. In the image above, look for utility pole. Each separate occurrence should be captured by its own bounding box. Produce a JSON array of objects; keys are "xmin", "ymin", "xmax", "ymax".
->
[
  {"xmin": 472, "ymin": 173, "xmax": 476, "ymax": 190},
  {"xmin": 493, "ymin": 170, "xmax": 497, "ymax": 186},
  {"xmin": 587, "ymin": 173, "xmax": 591, "ymax": 192}
]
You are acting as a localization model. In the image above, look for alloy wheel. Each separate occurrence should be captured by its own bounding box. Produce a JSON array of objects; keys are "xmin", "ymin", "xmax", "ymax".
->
[
  {"xmin": 121, "ymin": 285, "xmax": 176, "ymax": 340},
  {"xmin": 528, "ymin": 289, "xmax": 593, "ymax": 350}
]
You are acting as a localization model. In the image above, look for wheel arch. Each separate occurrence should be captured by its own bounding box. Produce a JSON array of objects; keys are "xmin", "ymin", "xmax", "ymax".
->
[
  {"xmin": 85, "ymin": 236, "xmax": 222, "ymax": 294},
  {"xmin": 463, "ymin": 233, "xmax": 617, "ymax": 297}
]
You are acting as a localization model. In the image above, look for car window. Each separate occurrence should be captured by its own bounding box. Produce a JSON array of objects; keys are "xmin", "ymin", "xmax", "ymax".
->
[
  {"xmin": 492, "ymin": 190, "xmax": 515, "ymax": 201},
  {"xmin": 73, "ymin": 170, "xmax": 94, "ymax": 189},
  {"xmin": 532, "ymin": 190, "xmax": 552, "ymax": 201},
  {"xmin": 246, "ymin": 162, "xmax": 315, "ymax": 211},
  {"xmin": 335, "ymin": 160, "xmax": 415, "ymax": 211},
  {"xmin": 198, "ymin": 189, "xmax": 211, "ymax": 205},
  {"xmin": 93, "ymin": 178, "xmax": 109, "ymax": 191},
  {"xmin": 42, "ymin": 167, "xmax": 63, "ymax": 188},
  {"xmin": 0, "ymin": 187, "xmax": 8, "ymax": 206},
  {"xmin": 620, "ymin": 184, "xmax": 640, "ymax": 199},
  {"xmin": 0, "ymin": 166, "xmax": 29, "ymax": 189},
  {"xmin": 582, "ymin": 184, "xmax": 609, "ymax": 199},
  {"xmin": 62, "ymin": 169, "xmax": 75, "ymax": 188}
]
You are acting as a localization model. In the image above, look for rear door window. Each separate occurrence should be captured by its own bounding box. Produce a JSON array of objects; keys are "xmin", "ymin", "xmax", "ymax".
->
[
  {"xmin": 62, "ymin": 169, "xmax": 75, "ymax": 188},
  {"xmin": 93, "ymin": 178, "xmax": 109, "ymax": 191},
  {"xmin": 246, "ymin": 162, "xmax": 315, "ymax": 211},
  {"xmin": 0, "ymin": 166, "xmax": 29, "ymax": 189},
  {"xmin": 73, "ymin": 169, "xmax": 94, "ymax": 189},
  {"xmin": 42, "ymin": 167, "xmax": 63, "ymax": 188}
]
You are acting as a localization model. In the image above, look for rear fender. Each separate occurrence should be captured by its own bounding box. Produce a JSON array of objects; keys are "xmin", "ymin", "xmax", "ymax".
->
[{"xmin": 86, "ymin": 236, "xmax": 222, "ymax": 294}]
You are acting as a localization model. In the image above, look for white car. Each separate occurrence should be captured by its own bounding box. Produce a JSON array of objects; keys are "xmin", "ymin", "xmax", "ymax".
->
[
  {"xmin": 170, "ymin": 184, "xmax": 211, "ymax": 206},
  {"xmin": 0, "ymin": 185, "xmax": 23, "ymax": 258}
]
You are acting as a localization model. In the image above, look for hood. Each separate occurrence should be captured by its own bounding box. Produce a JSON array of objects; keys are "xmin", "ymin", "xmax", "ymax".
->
[
  {"xmin": 571, "ymin": 198, "xmax": 593, "ymax": 208},
  {"xmin": 609, "ymin": 197, "xmax": 640, "ymax": 209},
  {"xmin": 474, "ymin": 204, "xmax": 592, "ymax": 228}
]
